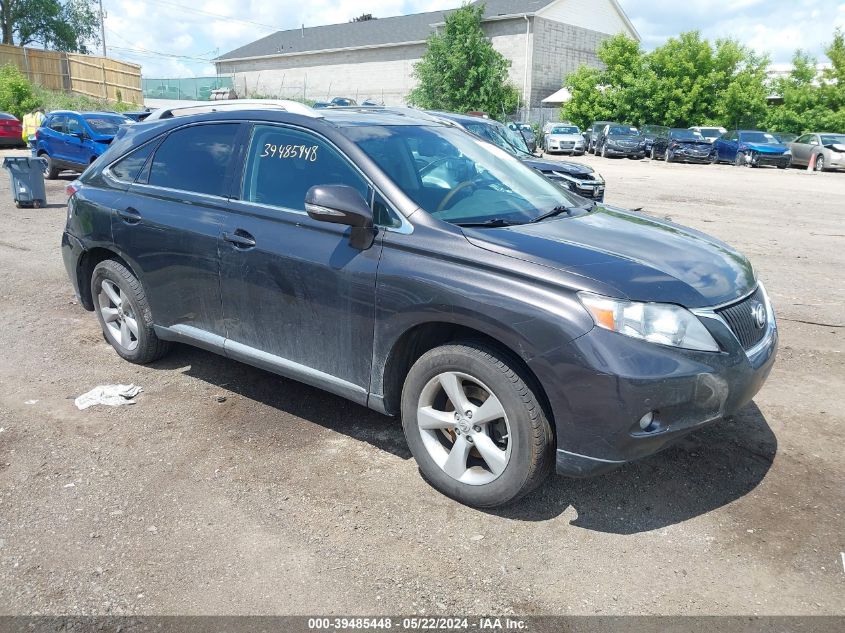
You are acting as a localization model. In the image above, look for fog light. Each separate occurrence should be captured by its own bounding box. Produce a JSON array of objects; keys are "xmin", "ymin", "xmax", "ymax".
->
[{"xmin": 638, "ymin": 411, "xmax": 654, "ymax": 430}]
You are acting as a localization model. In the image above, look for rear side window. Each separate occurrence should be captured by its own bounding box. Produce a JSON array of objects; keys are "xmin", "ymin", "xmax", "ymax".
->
[
  {"xmin": 48, "ymin": 116, "xmax": 66, "ymax": 133},
  {"xmin": 241, "ymin": 125, "xmax": 368, "ymax": 212},
  {"xmin": 110, "ymin": 142, "xmax": 156, "ymax": 183},
  {"xmin": 148, "ymin": 123, "xmax": 239, "ymax": 197}
]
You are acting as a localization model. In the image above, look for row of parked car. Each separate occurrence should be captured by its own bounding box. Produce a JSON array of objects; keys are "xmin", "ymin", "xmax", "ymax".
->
[{"xmin": 540, "ymin": 121, "xmax": 844, "ymax": 171}]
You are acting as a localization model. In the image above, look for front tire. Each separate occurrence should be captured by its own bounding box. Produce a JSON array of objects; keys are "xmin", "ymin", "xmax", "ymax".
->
[
  {"xmin": 401, "ymin": 342, "xmax": 554, "ymax": 508},
  {"xmin": 91, "ymin": 259, "xmax": 171, "ymax": 364},
  {"xmin": 815, "ymin": 154, "xmax": 825, "ymax": 171},
  {"xmin": 735, "ymin": 152, "xmax": 747, "ymax": 167},
  {"xmin": 600, "ymin": 144, "xmax": 607, "ymax": 158}
]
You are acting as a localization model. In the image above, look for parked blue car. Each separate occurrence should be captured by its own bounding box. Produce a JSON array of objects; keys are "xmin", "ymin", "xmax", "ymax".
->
[
  {"xmin": 712, "ymin": 130, "xmax": 792, "ymax": 168},
  {"xmin": 34, "ymin": 110, "xmax": 130, "ymax": 179}
]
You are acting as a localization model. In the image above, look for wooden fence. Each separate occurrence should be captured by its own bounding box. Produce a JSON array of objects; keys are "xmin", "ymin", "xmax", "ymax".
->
[{"xmin": 0, "ymin": 44, "xmax": 142, "ymax": 104}]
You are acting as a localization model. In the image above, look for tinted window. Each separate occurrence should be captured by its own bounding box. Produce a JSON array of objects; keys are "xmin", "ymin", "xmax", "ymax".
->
[
  {"xmin": 242, "ymin": 125, "xmax": 368, "ymax": 212},
  {"xmin": 84, "ymin": 114, "xmax": 128, "ymax": 135},
  {"xmin": 110, "ymin": 142, "xmax": 156, "ymax": 183},
  {"xmin": 149, "ymin": 123, "xmax": 239, "ymax": 196},
  {"xmin": 47, "ymin": 116, "xmax": 66, "ymax": 133}
]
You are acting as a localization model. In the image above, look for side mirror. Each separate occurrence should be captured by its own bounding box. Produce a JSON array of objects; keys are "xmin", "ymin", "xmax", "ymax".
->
[{"xmin": 305, "ymin": 184, "xmax": 376, "ymax": 250}]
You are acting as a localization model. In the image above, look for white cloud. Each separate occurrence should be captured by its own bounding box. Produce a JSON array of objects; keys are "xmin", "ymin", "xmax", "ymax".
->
[{"xmin": 102, "ymin": 0, "xmax": 845, "ymax": 78}]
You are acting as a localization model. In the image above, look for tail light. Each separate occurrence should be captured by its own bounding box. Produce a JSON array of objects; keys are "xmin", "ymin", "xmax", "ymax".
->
[{"xmin": 66, "ymin": 181, "xmax": 80, "ymax": 197}]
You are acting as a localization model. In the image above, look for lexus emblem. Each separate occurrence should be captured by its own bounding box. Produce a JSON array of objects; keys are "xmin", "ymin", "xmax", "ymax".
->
[{"xmin": 750, "ymin": 301, "xmax": 766, "ymax": 329}]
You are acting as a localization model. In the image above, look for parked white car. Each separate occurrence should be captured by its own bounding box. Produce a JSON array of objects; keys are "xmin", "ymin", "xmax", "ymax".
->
[
  {"xmin": 689, "ymin": 126, "xmax": 728, "ymax": 143},
  {"xmin": 544, "ymin": 124, "xmax": 584, "ymax": 155}
]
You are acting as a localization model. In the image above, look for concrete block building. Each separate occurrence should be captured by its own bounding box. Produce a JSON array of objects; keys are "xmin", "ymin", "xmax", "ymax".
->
[{"xmin": 214, "ymin": 0, "xmax": 639, "ymax": 113}]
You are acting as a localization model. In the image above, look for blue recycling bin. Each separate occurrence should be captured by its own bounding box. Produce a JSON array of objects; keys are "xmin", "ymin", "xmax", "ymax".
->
[{"xmin": 3, "ymin": 156, "xmax": 47, "ymax": 208}]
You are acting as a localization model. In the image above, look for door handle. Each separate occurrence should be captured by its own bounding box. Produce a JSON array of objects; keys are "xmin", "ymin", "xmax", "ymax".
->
[
  {"xmin": 117, "ymin": 207, "xmax": 141, "ymax": 224},
  {"xmin": 223, "ymin": 230, "xmax": 256, "ymax": 249}
]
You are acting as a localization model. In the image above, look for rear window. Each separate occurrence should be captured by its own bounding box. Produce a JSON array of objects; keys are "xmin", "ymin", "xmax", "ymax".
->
[{"xmin": 148, "ymin": 123, "xmax": 239, "ymax": 196}]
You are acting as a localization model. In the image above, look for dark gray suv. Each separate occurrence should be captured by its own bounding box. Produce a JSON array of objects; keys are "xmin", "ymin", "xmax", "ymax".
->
[{"xmin": 61, "ymin": 104, "xmax": 778, "ymax": 507}]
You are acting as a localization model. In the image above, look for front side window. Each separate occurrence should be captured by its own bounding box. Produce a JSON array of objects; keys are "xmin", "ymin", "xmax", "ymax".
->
[
  {"xmin": 340, "ymin": 124, "xmax": 578, "ymax": 226},
  {"xmin": 148, "ymin": 123, "xmax": 239, "ymax": 196},
  {"xmin": 241, "ymin": 125, "xmax": 368, "ymax": 212},
  {"xmin": 65, "ymin": 117, "xmax": 82, "ymax": 135}
]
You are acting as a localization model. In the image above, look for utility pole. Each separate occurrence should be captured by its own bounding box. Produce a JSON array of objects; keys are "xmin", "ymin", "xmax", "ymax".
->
[{"xmin": 99, "ymin": 0, "xmax": 107, "ymax": 57}]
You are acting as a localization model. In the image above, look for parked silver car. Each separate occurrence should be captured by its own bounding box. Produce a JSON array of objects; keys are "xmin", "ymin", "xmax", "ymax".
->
[
  {"xmin": 544, "ymin": 124, "xmax": 584, "ymax": 155},
  {"xmin": 789, "ymin": 133, "xmax": 845, "ymax": 171}
]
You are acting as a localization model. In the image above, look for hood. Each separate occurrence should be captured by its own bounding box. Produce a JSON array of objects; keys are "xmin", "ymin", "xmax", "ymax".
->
[
  {"xmin": 743, "ymin": 142, "xmax": 788, "ymax": 154},
  {"xmin": 607, "ymin": 135, "xmax": 643, "ymax": 143},
  {"xmin": 522, "ymin": 157, "xmax": 594, "ymax": 177},
  {"xmin": 548, "ymin": 133, "xmax": 582, "ymax": 142},
  {"xmin": 463, "ymin": 206, "xmax": 756, "ymax": 308}
]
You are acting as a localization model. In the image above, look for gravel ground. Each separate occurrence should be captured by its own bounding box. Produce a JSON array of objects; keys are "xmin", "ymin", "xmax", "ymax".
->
[{"xmin": 0, "ymin": 149, "xmax": 842, "ymax": 616}]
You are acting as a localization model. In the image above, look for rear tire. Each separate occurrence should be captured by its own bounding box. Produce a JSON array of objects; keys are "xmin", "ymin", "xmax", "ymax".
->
[
  {"xmin": 91, "ymin": 259, "xmax": 171, "ymax": 364},
  {"xmin": 41, "ymin": 154, "xmax": 59, "ymax": 180},
  {"xmin": 401, "ymin": 342, "xmax": 554, "ymax": 508}
]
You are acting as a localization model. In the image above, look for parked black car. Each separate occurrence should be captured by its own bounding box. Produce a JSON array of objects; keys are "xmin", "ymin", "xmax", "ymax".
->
[
  {"xmin": 596, "ymin": 124, "xmax": 646, "ymax": 158},
  {"xmin": 432, "ymin": 111, "xmax": 605, "ymax": 201},
  {"xmin": 641, "ymin": 124, "xmax": 669, "ymax": 154},
  {"xmin": 62, "ymin": 105, "xmax": 777, "ymax": 507},
  {"xmin": 651, "ymin": 128, "xmax": 713, "ymax": 163},
  {"xmin": 586, "ymin": 120, "xmax": 615, "ymax": 154}
]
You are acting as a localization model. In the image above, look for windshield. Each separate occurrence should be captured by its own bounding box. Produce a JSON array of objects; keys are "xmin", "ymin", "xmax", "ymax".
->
[
  {"xmin": 700, "ymin": 128, "xmax": 723, "ymax": 137},
  {"xmin": 740, "ymin": 131, "xmax": 780, "ymax": 144},
  {"xmin": 464, "ymin": 121, "xmax": 529, "ymax": 157},
  {"xmin": 820, "ymin": 134, "xmax": 845, "ymax": 145},
  {"xmin": 670, "ymin": 130, "xmax": 704, "ymax": 141},
  {"xmin": 551, "ymin": 126, "xmax": 579, "ymax": 135},
  {"xmin": 609, "ymin": 126, "xmax": 639, "ymax": 136},
  {"xmin": 83, "ymin": 115, "xmax": 128, "ymax": 135},
  {"xmin": 341, "ymin": 125, "xmax": 579, "ymax": 226},
  {"xmin": 500, "ymin": 123, "xmax": 531, "ymax": 153}
]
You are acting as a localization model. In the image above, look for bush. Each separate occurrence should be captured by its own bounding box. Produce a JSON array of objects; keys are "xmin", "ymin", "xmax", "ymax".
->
[{"xmin": 0, "ymin": 65, "xmax": 40, "ymax": 119}]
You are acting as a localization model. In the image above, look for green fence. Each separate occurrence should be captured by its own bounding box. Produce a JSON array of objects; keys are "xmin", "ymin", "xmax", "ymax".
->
[{"xmin": 142, "ymin": 76, "xmax": 234, "ymax": 101}]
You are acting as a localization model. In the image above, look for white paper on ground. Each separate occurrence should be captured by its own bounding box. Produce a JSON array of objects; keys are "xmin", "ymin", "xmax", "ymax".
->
[{"xmin": 74, "ymin": 384, "xmax": 143, "ymax": 410}]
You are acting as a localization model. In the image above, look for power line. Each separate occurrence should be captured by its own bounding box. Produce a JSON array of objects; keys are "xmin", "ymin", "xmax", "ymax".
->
[{"xmin": 131, "ymin": 0, "xmax": 284, "ymax": 33}]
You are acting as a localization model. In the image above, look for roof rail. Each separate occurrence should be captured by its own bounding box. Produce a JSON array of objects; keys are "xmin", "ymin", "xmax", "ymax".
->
[{"xmin": 145, "ymin": 99, "xmax": 320, "ymax": 121}]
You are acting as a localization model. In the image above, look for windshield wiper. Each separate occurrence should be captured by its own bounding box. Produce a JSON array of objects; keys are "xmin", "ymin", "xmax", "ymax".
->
[
  {"xmin": 454, "ymin": 218, "xmax": 521, "ymax": 228},
  {"xmin": 530, "ymin": 200, "xmax": 596, "ymax": 223}
]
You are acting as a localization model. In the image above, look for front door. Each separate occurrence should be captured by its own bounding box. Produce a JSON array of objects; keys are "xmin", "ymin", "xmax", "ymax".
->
[
  {"xmin": 112, "ymin": 122, "xmax": 242, "ymax": 338},
  {"xmin": 220, "ymin": 124, "xmax": 384, "ymax": 400}
]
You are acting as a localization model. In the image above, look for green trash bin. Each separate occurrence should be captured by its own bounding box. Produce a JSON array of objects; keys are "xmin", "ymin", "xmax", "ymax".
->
[{"xmin": 3, "ymin": 156, "xmax": 47, "ymax": 208}]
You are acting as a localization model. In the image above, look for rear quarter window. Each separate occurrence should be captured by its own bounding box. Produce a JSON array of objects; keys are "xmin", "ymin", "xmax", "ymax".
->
[{"xmin": 109, "ymin": 142, "xmax": 157, "ymax": 183}]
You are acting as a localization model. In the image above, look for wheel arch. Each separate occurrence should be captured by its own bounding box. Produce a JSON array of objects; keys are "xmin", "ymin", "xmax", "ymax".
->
[
  {"xmin": 377, "ymin": 320, "xmax": 554, "ymax": 432},
  {"xmin": 76, "ymin": 247, "xmax": 136, "ymax": 310}
]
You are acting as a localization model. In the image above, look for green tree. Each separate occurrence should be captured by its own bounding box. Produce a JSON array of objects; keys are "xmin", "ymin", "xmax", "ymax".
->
[
  {"xmin": 1, "ymin": 0, "xmax": 99, "ymax": 53},
  {"xmin": 561, "ymin": 30, "xmax": 770, "ymax": 130},
  {"xmin": 408, "ymin": 3, "xmax": 519, "ymax": 120},
  {"xmin": 0, "ymin": 64, "xmax": 39, "ymax": 118}
]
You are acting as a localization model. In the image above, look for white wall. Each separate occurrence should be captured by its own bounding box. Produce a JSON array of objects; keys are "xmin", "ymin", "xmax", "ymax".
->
[{"xmin": 537, "ymin": 0, "xmax": 637, "ymax": 38}]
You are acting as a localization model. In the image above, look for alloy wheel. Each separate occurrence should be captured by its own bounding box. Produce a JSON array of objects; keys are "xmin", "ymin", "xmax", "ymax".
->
[
  {"xmin": 815, "ymin": 155, "xmax": 825, "ymax": 171},
  {"xmin": 98, "ymin": 279, "xmax": 139, "ymax": 351},
  {"xmin": 416, "ymin": 371, "xmax": 511, "ymax": 485}
]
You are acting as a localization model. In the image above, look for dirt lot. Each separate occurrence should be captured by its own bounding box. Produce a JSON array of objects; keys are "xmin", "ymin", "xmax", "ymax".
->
[{"xmin": 0, "ymin": 149, "xmax": 842, "ymax": 616}]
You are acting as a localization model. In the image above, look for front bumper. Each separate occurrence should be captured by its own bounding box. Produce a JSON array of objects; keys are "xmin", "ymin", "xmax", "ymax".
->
[
  {"xmin": 672, "ymin": 148, "xmax": 713, "ymax": 163},
  {"xmin": 749, "ymin": 152, "xmax": 791, "ymax": 168},
  {"xmin": 546, "ymin": 173, "xmax": 605, "ymax": 201},
  {"xmin": 531, "ymin": 290, "xmax": 778, "ymax": 477},
  {"xmin": 604, "ymin": 145, "xmax": 645, "ymax": 157}
]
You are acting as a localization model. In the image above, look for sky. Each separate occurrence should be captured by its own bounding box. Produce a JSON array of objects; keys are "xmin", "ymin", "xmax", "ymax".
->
[{"xmin": 100, "ymin": 0, "xmax": 845, "ymax": 78}]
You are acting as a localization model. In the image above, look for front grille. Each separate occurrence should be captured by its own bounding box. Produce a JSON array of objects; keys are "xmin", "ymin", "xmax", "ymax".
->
[{"xmin": 715, "ymin": 286, "xmax": 767, "ymax": 350}]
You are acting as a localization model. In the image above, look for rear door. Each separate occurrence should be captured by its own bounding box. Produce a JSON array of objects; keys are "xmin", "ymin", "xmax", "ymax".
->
[
  {"xmin": 219, "ymin": 123, "xmax": 386, "ymax": 399},
  {"xmin": 111, "ymin": 122, "xmax": 242, "ymax": 338}
]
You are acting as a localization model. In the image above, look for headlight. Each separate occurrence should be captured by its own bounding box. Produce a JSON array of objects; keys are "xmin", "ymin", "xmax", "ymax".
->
[
  {"xmin": 578, "ymin": 292, "xmax": 720, "ymax": 352},
  {"xmin": 783, "ymin": 150, "xmax": 791, "ymax": 156}
]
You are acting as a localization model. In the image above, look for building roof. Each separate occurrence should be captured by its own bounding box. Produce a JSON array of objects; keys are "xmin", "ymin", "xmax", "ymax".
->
[{"xmin": 216, "ymin": 0, "xmax": 557, "ymax": 62}]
